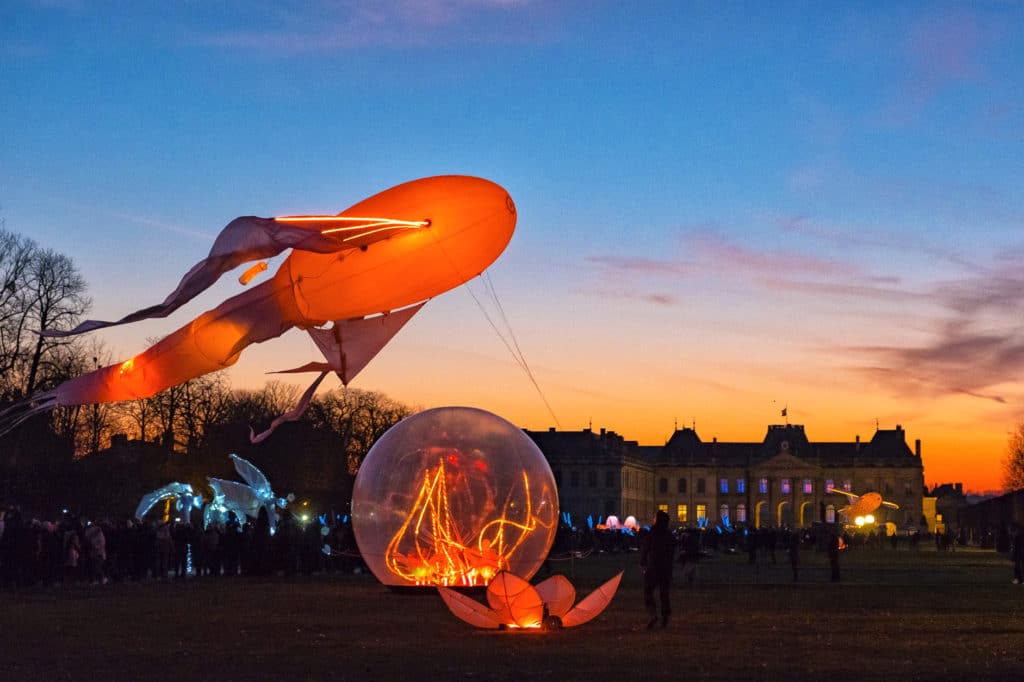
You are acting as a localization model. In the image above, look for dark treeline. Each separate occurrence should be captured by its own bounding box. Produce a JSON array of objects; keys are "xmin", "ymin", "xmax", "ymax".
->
[{"xmin": 0, "ymin": 225, "xmax": 416, "ymax": 519}]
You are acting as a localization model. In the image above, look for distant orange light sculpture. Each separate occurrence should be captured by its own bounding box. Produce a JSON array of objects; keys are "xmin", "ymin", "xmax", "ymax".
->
[
  {"xmin": 827, "ymin": 487, "xmax": 899, "ymax": 519},
  {"xmin": 3, "ymin": 176, "xmax": 516, "ymax": 435},
  {"xmin": 438, "ymin": 571, "xmax": 624, "ymax": 630},
  {"xmin": 352, "ymin": 407, "xmax": 558, "ymax": 587}
]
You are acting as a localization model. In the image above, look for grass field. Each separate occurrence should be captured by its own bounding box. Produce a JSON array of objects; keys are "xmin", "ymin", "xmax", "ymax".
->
[{"xmin": 3, "ymin": 546, "xmax": 1023, "ymax": 681}]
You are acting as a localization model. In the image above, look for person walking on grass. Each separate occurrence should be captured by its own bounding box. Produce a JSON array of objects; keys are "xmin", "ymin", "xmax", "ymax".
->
[{"xmin": 640, "ymin": 510, "xmax": 676, "ymax": 629}]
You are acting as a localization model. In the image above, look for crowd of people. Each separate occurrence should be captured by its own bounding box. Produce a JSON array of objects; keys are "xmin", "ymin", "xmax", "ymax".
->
[
  {"xmin": 0, "ymin": 505, "xmax": 363, "ymax": 590},
  {"xmin": 5, "ymin": 500, "xmax": 1021, "ymax": 594}
]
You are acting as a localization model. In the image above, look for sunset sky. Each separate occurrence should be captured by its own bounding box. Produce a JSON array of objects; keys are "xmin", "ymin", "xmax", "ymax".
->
[{"xmin": 3, "ymin": 2, "xmax": 1023, "ymax": 492}]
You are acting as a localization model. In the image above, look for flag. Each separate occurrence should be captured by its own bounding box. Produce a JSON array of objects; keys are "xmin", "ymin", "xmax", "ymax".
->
[{"xmin": 781, "ymin": 406, "xmax": 787, "ymax": 417}]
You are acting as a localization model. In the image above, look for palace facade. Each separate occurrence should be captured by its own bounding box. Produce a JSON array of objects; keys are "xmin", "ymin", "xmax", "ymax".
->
[{"xmin": 525, "ymin": 423, "xmax": 925, "ymax": 530}]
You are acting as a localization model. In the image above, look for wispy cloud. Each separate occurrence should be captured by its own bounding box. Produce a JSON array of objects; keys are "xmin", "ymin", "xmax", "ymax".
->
[
  {"xmin": 779, "ymin": 215, "xmax": 984, "ymax": 272},
  {"xmin": 879, "ymin": 9, "xmax": 989, "ymax": 124},
  {"xmin": 585, "ymin": 228, "xmax": 885, "ymax": 291},
  {"xmin": 199, "ymin": 0, "xmax": 554, "ymax": 52},
  {"xmin": 571, "ymin": 285, "xmax": 678, "ymax": 306},
  {"xmin": 933, "ymin": 269, "xmax": 1024, "ymax": 317},
  {"xmin": 585, "ymin": 255, "xmax": 698, "ymax": 278},
  {"xmin": 847, "ymin": 270, "xmax": 1024, "ymax": 404},
  {"xmin": 689, "ymin": 231, "xmax": 859, "ymax": 279},
  {"xmin": 585, "ymin": 222, "xmax": 1024, "ymax": 407}
]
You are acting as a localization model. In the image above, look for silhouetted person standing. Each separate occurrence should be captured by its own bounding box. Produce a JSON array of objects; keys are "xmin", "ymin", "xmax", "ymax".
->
[
  {"xmin": 1011, "ymin": 524, "xmax": 1024, "ymax": 584},
  {"xmin": 787, "ymin": 530, "xmax": 800, "ymax": 582},
  {"xmin": 680, "ymin": 529, "xmax": 700, "ymax": 585},
  {"xmin": 827, "ymin": 531, "xmax": 841, "ymax": 582},
  {"xmin": 640, "ymin": 510, "xmax": 675, "ymax": 629},
  {"xmin": 253, "ymin": 508, "xmax": 271, "ymax": 576}
]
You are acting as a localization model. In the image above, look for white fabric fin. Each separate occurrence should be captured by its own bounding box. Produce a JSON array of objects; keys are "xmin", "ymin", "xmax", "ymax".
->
[
  {"xmin": 307, "ymin": 302, "xmax": 425, "ymax": 384},
  {"xmin": 486, "ymin": 572, "xmax": 544, "ymax": 629},
  {"xmin": 534, "ymin": 574, "xmax": 576, "ymax": 617},
  {"xmin": 44, "ymin": 217, "xmax": 348, "ymax": 338},
  {"xmin": 249, "ymin": 371, "xmax": 329, "ymax": 444},
  {"xmin": 561, "ymin": 571, "xmax": 623, "ymax": 628},
  {"xmin": 437, "ymin": 587, "xmax": 502, "ymax": 629}
]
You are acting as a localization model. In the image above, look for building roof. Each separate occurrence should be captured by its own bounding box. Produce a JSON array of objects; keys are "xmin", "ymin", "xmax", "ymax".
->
[
  {"xmin": 524, "ymin": 427, "xmax": 647, "ymax": 467},
  {"xmin": 527, "ymin": 423, "xmax": 921, "ymax": 469}
]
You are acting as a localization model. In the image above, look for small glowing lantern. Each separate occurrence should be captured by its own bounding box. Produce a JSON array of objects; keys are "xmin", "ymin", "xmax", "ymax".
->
[{"xmin": 352, "ymin": 407, "xmax": 559, "ymax": 587}]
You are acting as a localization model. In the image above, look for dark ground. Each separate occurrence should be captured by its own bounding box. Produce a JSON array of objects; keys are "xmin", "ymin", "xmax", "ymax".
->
[{"xmin": 2, "ymin": 546, "xmax": 1023, "ymax": 681}]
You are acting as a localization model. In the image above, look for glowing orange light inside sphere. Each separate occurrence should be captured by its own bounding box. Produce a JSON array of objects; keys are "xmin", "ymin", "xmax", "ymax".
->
[{"xmin": 352, "ymin": 407, "xmax": 559, "ymax": 587}]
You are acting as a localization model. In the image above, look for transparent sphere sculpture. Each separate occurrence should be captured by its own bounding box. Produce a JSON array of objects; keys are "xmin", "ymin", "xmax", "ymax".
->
[{"xmin": 352, "ymin": 406, "xmax": 559, "ymax": 587}]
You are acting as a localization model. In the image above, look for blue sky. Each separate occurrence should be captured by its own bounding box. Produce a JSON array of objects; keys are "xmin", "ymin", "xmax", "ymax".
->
[{"xmin": 3, "ymin": 1, "xmax": 1024, "ymax": 490}]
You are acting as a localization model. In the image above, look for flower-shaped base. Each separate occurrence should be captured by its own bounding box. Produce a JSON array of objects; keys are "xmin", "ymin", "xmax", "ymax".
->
[{"xmin": 438, "ymin": 570, "xmax": 623, "ymax": 629}]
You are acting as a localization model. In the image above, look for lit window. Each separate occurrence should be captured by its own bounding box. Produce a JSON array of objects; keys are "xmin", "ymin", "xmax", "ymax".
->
[
  {"xmin": 677, "ymin": 504, "xmax": 688, "ymax": 523},
  {"xmin": 720, "ymin": 478, "xmax": 729, "ymax": 494},
  {"xmin": 696, "ymin": 504, "xmax": 707, "ymax": 522},
  {"xmin": 678, "ymin": 478, "xmax": 687, "ymax": 494},
  {"xmin": 737, "ymin": 478, "xmax": 746, "ymax": 494},
  {"xmin": 826, "ymin": 505, "xmax": 836, "ymax": 523},
  {"xmin": 720, "ymin": 504, "xmax": 729, "ymax": 521},
  {"xmin": 843, "ymin": 479, "xmax": 852, "ymax": 492},
  {"xmin": 658, "ymin": 503, "xmax": 668, "ymax": 514},
  {"xmin": 803, "ymin": 479, "xmax": 812, "ymax": 494},
  {"xmin": 759, "ymin": 478, "xmax": 768, "ymax": 494},
  {"xmin": 697, "ymin": 478, "xmax": 706, "ymax": 494},
  {"xmin": 781, "ymin": 479, "xmax": 791, "ymax": 494},
  {"xmin": 737, "ymin": 504, "xmax": 747, "ymax": 523},
  {"xmin": 825, "ymin": 478, "xmax": 834, "ymax": 492}
]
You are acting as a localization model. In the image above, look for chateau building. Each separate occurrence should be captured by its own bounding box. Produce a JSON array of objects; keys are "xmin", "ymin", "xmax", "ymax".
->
[{"xmin": 525, "ymin": 423, "xmax": 925, "ymax": 530}]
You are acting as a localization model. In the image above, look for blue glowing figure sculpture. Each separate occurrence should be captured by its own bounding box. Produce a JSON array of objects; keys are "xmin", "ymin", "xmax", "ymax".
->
[
  {"xmin": 135, "ymin": 482, "xmax": 203, "ymax": 521},
  {"xmin": 206, "ymin": 454, "xmax": 288, "ymax": 528}
]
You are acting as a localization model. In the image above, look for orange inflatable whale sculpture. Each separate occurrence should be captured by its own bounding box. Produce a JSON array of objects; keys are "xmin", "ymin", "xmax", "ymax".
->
[{"xmin": 2, "ymin": 176, "xmax": 516, "ymax": 436}]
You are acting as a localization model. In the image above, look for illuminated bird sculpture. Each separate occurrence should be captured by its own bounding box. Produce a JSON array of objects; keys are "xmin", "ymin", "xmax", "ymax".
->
[
  {"xmin": 135, "ymin": 454, "xmax": 287, "ymax": 529},
  {"xmin": 205, "ymin": 454, "xmax": 288, "ymax": 528},
  {"xmin": 1, "ymin": 176, "xmax": 516, "ymax": 437},
  {"xmin": 438, "ymin": 571, "xmax": 624, "ymax": 630}
]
